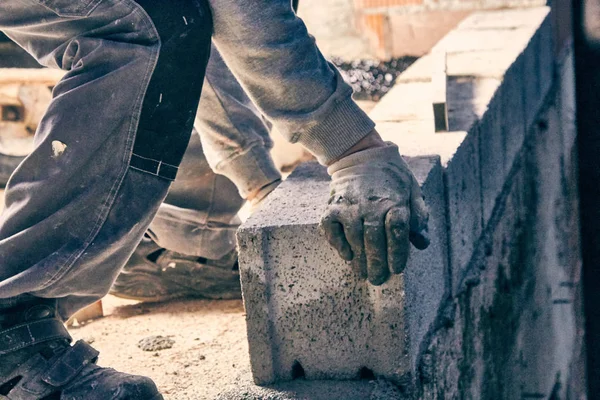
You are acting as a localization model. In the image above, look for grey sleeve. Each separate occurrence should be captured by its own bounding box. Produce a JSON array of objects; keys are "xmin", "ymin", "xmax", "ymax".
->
[
  {"xmin": 208, "ymin": 0, "xmax": 376, "ymax": 164},
  {"xmin": 195, "ymin": 44, "xmax": 281, "ymax": 198}
]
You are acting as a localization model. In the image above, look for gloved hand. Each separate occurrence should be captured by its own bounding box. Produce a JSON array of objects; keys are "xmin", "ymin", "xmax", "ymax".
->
[{"xmin": 320, "ymin": 143, "xmax": 429, "ymax": 285}]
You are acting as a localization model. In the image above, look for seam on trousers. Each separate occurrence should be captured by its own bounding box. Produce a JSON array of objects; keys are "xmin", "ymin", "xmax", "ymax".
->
[
  {"xmin": 37, "ymin": 1, "xmax": 161, "ymax": 290},
  {"xmin": 130, "ymin": 153, "xmax": 178, "ymax": 180}
]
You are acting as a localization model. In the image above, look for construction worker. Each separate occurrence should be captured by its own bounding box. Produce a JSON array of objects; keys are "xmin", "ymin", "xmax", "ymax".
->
[{"xmin": 0, "ymin": 1, "xmax": 429, "ymax": 399}]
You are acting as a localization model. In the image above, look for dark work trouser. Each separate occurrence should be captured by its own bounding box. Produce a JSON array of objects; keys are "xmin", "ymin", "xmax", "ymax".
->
[{"xmin": 0, "ymin": 0, "xmax": 212, "ymax": 319}]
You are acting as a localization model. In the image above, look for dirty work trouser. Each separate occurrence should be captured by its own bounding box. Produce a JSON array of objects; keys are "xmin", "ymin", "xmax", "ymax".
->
[
  {"xmin": 149, "ymin": 45, "xmax": 281, "ymax": 260},
  {"xmin": 0, "ymin": 0, "xmax": 213, "ymax": 319}
]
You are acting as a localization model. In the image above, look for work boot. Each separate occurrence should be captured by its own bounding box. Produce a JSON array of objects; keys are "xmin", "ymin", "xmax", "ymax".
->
[
  {"xmin": 0, "ymin": 299, "xmax": 163, "ymax": 400},
  {"xmin": 110, "ymin": 236, "xmax": 241, "ymax": 302}
]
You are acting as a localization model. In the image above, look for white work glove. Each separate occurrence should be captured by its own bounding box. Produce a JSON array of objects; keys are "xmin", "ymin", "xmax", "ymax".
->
[{"xmin": 320, "ymin": 143, "xmax": 429, "ymax": 285}]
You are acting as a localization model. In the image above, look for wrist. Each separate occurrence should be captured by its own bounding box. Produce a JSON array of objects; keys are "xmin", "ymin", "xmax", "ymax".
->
[{"xmin": 326, "ymin": 129, "xmax": 386, "ymax": 166}]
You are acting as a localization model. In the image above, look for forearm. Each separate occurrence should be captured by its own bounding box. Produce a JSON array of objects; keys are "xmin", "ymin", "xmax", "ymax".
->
[
  {"xmin": 195, "ymin": 44, "xmax": 282, "ymax": 199},
  {"xmin": 208, "ymin": 0, "xmax": 375, "ymax": 164}
]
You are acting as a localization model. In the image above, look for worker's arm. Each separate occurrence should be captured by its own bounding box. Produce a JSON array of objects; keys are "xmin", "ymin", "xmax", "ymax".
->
[{"xmin": 210, "ymin": 0, "xmax": 428, "ymax": 283}]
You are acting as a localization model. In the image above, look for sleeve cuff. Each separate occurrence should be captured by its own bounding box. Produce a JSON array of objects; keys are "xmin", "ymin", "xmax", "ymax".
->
[{"xmin": 214, "ymin": 143, "xmax": 282, "ymax": 199}]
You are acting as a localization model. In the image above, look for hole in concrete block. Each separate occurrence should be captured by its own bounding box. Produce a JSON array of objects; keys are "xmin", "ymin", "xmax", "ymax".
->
[
  {"xmin": 358, "ymin": 367, "xmax": 376, "ymax": 380},
  {"xmin": 1, "ymin": 105, "xmax": 24, "ymax": 122},
  {"xmin": 291, "ymin": 360, "xmax": 305, "ymax": 380}
]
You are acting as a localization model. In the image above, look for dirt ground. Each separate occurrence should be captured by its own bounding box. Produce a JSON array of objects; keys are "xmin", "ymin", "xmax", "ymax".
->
[{"xmin": 70, "ymin": 295, "xmax": 251, "ymax": 400}]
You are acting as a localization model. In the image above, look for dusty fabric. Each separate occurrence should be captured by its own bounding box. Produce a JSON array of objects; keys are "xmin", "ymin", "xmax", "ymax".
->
[{"xmin": 321, "ymin": 144, "xmax": 429, "ymax": 285}]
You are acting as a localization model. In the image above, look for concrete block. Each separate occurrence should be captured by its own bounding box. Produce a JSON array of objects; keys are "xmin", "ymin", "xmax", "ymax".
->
[
  {"xmin": 538, "ymin": 16, "xmax": 554, "ymax": 102},
  {"xmin": 368, "ymin": 81, "xmax": 433, "ymax": 122},
  {"xmin": 456, "ymin": 7, "xmax": 549, "ymax": 30},
  {"xmin": 446, "ymin": 50, "xmax": 519, "ymax": 79},
  {"xmin": 388, "ymin": 11, "xmax": 470, "ymax": 57},
  {"xmin": 479, "ymin": 90, "xmax": 506, "ymax": 225},
  {"xmin": 446, "ymin": 76, "xmax": 500, "ymax": 132},
  {"xmin": 559, "ymin": 48, "xmax": 576, "ymax": 157},
  {"xmin": 402, "ymin": 156, "xmax": 448, "ymax": 374},
  {"xmin": 216, "ymin": 374, "xmax": 404, "ymax": 400},
  {"xmin": 373, "ymin": 122, "xmax": 466, "ymax": 166},
  {"xmin": 434, "ymin": 27, "xmax": 533, "ymax": 54},
  {"xmin": 445, "ymin": 128, "xmax": 482, "ymax": 295},
  {"xmin": 237, "ymin": 155, "xmax": 447, "ymax": 385},
  {"xmin": 397, "ymin": 54, "xmax": 433, "ymax": 83},
  {"xmin": 522, "ymin": 22, "xmax": 542, "ymax": 131}
]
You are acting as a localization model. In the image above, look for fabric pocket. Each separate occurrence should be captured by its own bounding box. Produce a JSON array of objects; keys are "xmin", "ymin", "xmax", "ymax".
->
[{"xmin": 35, "ymin": 0, "xmax": 103, "ymax": 17}]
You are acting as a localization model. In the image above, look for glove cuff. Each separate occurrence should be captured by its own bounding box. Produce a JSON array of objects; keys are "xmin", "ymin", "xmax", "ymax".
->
[{"xmin": 327, "ymin": 142, "xmax": 403, "ymax": 175}]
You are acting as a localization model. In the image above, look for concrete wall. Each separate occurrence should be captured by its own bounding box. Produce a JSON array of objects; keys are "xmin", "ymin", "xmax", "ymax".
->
[{"xmin": 299, "ymin": 0, "xmax": 545, "ymax": 60}]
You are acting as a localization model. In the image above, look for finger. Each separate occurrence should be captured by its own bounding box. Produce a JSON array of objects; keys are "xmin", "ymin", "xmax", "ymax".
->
[
  {"xmin": 364, "ymin": 219, "xmax": 390, "ymax": 286},
  {"xmin": 351, "ymin": 251, "xmax": 368, "ymax": 280},
  {"xmin": 386, "ymin": 207, "xmax": 411, "ymax": 274},
  {"xmin": 343, "ymin": 219, "xmax": 367, "ymax": 279},
  {"xmin": 320, "ymin": 213, "xmax": 353, "ymax": 261},
  {"xmin": 409, "ymin": 177, "xmax": 430, "ymax": 250}
]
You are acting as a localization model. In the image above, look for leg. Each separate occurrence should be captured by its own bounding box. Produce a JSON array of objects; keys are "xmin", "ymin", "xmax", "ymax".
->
[
  {"xmin": 111, "ymin": 45, "xmax": 282, "ymax": 301},
  {"xmin": 0, "ymin": 0, "xmax": 211, "ymax": 319},
  {"xmin": 0, "ymin": 0, "xmax": 212, "ymax": 397}
]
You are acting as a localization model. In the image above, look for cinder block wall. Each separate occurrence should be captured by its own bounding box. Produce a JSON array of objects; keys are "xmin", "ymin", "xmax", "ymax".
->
[
  {"xmin": 238, "ymin": 7, "xmax": 585, "ymax": 398},
  {"xmin": 413, "ymin": 11, "xmax": 586, "ymax": 398},
  {"xmin": 300, "ymin": 0, "xmax": 545, "ymax": 59}
]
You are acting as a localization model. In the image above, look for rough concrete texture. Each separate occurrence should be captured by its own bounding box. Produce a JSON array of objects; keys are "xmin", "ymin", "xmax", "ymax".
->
[
  {"xmin": 416, "ymin": 49, "xmax": 585, "ymax": 397},
  {"xmin": 478, "ymin": 89, "xmax": 506, "ymax": 225},
  {"xmin": 456, "ymin": 7, "xmax": 548, "ymax": 29},
  {"xmin": 444, "ymin": 128, "xmax": 482, "ymax": 295},
  {"xmin": 237, "ymin": 155, "xmax": 446, "ymax": 387},
  {"xmin": 297, "ymin": 0, "xmax": 374, "ymax": 60},
  {"xmin": 387, "ymin": 11, "xmax": 471, "ymax": 57}
]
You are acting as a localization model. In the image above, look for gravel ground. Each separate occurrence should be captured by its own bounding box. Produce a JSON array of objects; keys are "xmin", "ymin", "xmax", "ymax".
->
[{"xmin": 333, "ymin": 57, "xmax": 417, "ymax": 101}]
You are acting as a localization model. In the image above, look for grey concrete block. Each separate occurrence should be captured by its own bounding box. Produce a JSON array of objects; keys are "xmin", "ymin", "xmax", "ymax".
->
[
  {"xmin": 434, "ymin": 27, "xmax": 534, "ymax": 54},
  {"xmin": 456, "ymin": 7, "xmax": 549, "ymax": 30},
  {"xmin": 446, "ymin": 50, "xmax": 518, "ymax": 79},
  {"xmin": 447, "ymin": 77, "xmax": 501, "ymax": 132},
  {"xmin": 522, "ymin": 22, "xmax": 542, "ymax": 130},
  {"xmin": 501, "ymin": 48, "xmax": 527, "ymax": 176},
  {"xmin": 403, "ymin": 156, "xmax": 448, "ymax": 374},
  {"xmin": 445, "ymin": 128, "xmax": 482, "ymax": 295},
  {"xmin": 237, "ymin": 156, "xmax": 447, "ymax": 386},
  {"xmin": 479, "ymin": 90, "xmax": 506, "ymax": 225}
]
